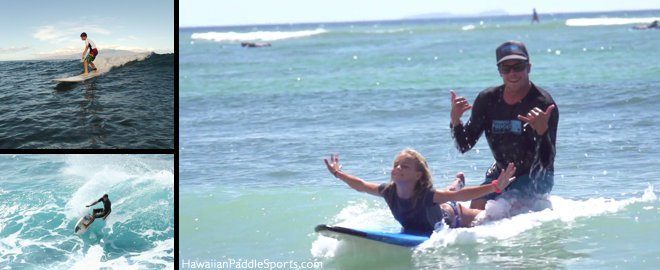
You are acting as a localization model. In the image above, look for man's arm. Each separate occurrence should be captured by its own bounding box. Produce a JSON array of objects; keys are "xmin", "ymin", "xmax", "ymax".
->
[
  {"xmin": 451, "ymin": 91, "xmax": 487, "ymax": 153},
  {"xmin": 82, "ymin": 44, "xmax": 88, "ymax": 59},
  {"xmin": 536, "ymin": 104, "xmax": 558, "ymax": 167},
  {"xmin": 86, "ymin": 198, "xmax": 102, "ymax": 207}
]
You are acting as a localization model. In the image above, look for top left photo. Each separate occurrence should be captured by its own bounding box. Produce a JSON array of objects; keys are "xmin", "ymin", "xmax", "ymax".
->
[{"xmin": 0, "ymin": 0, "xmax": 174, "ymax": 149}]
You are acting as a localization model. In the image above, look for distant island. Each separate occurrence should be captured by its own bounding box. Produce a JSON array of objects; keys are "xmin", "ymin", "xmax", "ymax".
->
[{"xmin": 405, "ymin": 9, "xmax": 509, "ymax": 19}]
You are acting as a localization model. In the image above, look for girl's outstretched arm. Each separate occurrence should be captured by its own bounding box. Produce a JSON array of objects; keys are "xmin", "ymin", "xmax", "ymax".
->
[
  {"xmin": 433, "ymin": 163, "xmax": 517, "ymax": 204},
  {"xmin": 324, "ymin": 154, "xmax": 382, "ymax": 197}
]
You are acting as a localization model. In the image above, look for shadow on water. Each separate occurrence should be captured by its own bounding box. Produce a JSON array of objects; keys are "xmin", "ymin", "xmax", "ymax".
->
[
  {"xmin": 78, "ymin": 81, "xmax": 107, "ymax": 148},
  {"xmin": 51, "ymin": 79, "xmax": 108, "ymax": 148},
  {"xmin": 53, "ymin": 81, "xmax": 78, "ymax": 91}
]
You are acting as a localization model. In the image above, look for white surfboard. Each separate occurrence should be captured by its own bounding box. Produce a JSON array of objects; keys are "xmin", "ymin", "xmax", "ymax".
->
[
  {"xmin": 54, "ymin": 70, "xmax": 103, "ymax": 83},
  {"xmin": 74, "ymin": 214, "xmax": 94, "ymax": 235}
]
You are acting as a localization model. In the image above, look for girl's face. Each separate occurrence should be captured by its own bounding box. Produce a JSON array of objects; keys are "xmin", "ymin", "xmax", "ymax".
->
[{"xmin": 391, "ymin": 155, "xmax": 422, "ymax": 184}]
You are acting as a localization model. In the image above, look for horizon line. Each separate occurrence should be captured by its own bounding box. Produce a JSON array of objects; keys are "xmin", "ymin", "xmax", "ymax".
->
[{"xmin": 179, "ymin": 8, "xmax": 659, "ymax": 29}]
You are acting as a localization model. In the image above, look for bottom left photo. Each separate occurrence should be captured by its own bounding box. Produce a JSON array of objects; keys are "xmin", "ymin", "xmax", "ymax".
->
[{"xmin": 0, "ymin": 154, "xmax": 174, "ymax": 269}]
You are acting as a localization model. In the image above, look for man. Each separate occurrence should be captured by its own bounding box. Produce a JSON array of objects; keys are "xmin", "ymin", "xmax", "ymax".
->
[
  {"xmin": 449, "ymin": 40, "xmax": 558, "ymax": 210},
  {"xmin": 80, "ymin": 32, "xmax": 99, "ymax": 75},
  {"xmin": 85, "ymin": 194, "xmax": 111, "ymax": 225},
  {"xmin": 532, "ymin": 8, "xmax": 540, "ymax": 24}
]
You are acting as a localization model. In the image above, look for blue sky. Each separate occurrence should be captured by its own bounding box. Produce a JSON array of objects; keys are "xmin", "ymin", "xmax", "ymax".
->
[
  {"xmin": 180, "ymin": 0, "xmax": 660, "ymax": 27},
  {"xmin": 0, "ymin": 0, "xmax": 173, "ymax": 61}
]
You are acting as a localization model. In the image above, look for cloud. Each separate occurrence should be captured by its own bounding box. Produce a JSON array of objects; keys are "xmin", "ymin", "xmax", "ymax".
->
[
  {"xmin": 0, "ymin": 46, "xmax": 31, "ymax": 54},
  {"xmin": 33, "ymin": 23, "xmax": 112, "ymax": 43}
]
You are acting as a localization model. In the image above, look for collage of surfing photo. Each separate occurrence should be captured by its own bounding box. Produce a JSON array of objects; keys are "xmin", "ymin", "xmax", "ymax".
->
[{"xmin": 2, "ymin": 0, "xmax": 660, "ymax": 269}]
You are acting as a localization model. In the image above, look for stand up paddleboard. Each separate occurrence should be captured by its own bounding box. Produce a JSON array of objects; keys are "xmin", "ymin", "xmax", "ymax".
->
[
  {"xmin": 74, "ymin": 214, "xmax": 94, "ymax": 235},
  {"xmin": 315, "ymin": 224, "xmax": 430, "ymax": 247},
  {"xmin": 54, "ymin": 70, "xmax": 103, "ymax": 83}
]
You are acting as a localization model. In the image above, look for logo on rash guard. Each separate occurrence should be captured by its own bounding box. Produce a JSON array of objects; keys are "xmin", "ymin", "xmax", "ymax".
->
[{"xmin": 492, "ymin": 120, "xmax": 522, "ymax": 135}]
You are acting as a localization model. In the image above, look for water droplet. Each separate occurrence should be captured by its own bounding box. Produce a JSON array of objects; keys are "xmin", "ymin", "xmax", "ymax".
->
[
  {"xmin": 582, "ymin": 48, "xmax": 587, "ymax": 51},
  {"xmin": 407, "ymin": 57, "xmax": 412, "ymax": 61},
  {"xmin": 603, "ymin": 170, "xmax": 608, "ymax": 175},
  {"xmin": 555, "ymin": 50, "xmax": 561, "ymax": 55},
  {"xmin": 547, "ymin": 48, "xmax": 552, "ymax": 53},
  {"xmin": 353, "ymin": 55, "xmax": 358, "ymax": 60},
  {"xmin": 296, "ymin": 77, "xmax": 301, "ymax": 81}
]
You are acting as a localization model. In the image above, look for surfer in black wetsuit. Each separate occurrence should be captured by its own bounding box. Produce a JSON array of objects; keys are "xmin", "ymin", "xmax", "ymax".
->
[
  {"xmin": 531, "ymin": 8, "xmax": 540, "ymax": 24},
  {"xmin": 449, "ymin": 41, "xmax": 558, "ymax": 210},
  {"xmin": 241, "ymin": 42, "xmax": 271, "ymax": 48},
  {"xmin": 85, "ymin": 194, "xmax": 111, "ymax": 224}
]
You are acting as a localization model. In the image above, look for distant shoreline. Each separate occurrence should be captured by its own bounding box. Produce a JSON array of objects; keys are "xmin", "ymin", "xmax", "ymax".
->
[{"xmin": 180, "ymin": 8, "xmax": 660, "ymax": 29}]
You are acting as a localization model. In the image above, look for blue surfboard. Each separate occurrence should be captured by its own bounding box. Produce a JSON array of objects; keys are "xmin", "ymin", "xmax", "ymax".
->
[{"xmin": 315, "ymin": 224, "xmax": 430, "ymax": 247}]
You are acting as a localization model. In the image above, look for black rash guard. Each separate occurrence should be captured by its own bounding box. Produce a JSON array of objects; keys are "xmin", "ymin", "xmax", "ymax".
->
[
  {"xmin": 96, "ymin": 197, "xmax": 111, "ymax": 212},
  {"xmin": 451, "ymin": 83, "xmax": 558, "ymax": 194}
]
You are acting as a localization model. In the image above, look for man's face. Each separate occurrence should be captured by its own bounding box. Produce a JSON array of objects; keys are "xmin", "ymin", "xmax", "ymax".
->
[
  {"xmin": 498, "ymin": 59, "xmax": 530, "ymax": 86},
  {"xmin": 81, "ymin": 36, "xmax": 86, "ymax": 41}
]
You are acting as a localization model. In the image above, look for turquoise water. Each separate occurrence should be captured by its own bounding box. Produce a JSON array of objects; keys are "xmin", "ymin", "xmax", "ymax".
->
[
  {"xmin": 0, "ymin": 155, "xmax": 174, "ymax": 269},
  {"xmin": 180, "ymin": 10, "xmax": 660, "ymax": 269}
]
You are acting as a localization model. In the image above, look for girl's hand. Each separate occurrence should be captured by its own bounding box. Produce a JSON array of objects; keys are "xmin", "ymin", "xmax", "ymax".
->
[
  {"xmin": 496, "ymin": 163, "xmax": 517, "ymax": 190},
  {"xmin": 324, "ymin": 154, "xmax": 342, "ymax": 177}
]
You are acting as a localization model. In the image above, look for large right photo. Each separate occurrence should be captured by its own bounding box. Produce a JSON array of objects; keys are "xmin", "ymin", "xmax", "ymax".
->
[{"xmin": 179, "ymin": 1, "xmax": 660, "ymax": 269}]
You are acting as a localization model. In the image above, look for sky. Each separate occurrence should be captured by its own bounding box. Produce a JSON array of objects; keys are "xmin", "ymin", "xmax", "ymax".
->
[
  {"xmin": 0, "ymin": 0, "xmax": 173, "ymax": 61},
  {"xmin": 180, "ymin": 0, "xmax": 660, "ymax": 27}
]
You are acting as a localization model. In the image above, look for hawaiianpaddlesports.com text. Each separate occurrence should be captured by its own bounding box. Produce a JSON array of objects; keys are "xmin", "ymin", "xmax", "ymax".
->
[{"xmin": 180, "ymin": 258, "xmax": 323, "ymax": 270}]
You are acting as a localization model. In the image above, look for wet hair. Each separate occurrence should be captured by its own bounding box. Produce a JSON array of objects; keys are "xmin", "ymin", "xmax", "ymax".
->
[
  {"xmin": 384, "ymin": 148, "xmax": 434, "ymax": 202},
  {"xmin": 103, "ymin": 194, "xmax": 109, "ymax": 198},
  {"xmin": 80, "ymin": 32, "xmax": 87, "ymax": 37}
]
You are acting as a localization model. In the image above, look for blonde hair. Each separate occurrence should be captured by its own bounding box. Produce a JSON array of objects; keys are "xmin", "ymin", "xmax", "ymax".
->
[{"xmin": 385, "ymin": 148, "xmax": 434, "ymax": 200}]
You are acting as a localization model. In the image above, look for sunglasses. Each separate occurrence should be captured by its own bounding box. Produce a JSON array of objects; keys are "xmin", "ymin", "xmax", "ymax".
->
[{"xmin": 498, "ymin": 61, "xmax": 528, "ymax": 74}]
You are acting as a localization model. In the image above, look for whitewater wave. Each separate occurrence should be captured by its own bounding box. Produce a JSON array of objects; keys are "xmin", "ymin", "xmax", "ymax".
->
[
  {"xmin": 311, "ymin": 184, "xmax": 656, "ymax": 257},
  {"xmin": 190, "ymin": 28, "xmax": 327, "ymax": 42},
  {"xmin": 566, "ymin": 17, "xmax": 660, "ymax": 26},
  {"xmin": 461, "ymin": 25, "xmax": 476, "ymax": 31},
  {"xmin": 93, "ymin": 52, "xmax": 153, "ymax": 73}
]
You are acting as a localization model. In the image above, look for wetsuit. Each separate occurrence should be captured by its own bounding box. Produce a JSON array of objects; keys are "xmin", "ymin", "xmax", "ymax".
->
[
  {"xmin": 378, "ymin": 184, "xmax": 458, "ymax": 235},
  {"xmin": 92, "ymin": 197, "xmax": 112, "ymax": 218},
  {"xmin": 451, "ymin": 83, "xmax": 558, "ymax": 199}
]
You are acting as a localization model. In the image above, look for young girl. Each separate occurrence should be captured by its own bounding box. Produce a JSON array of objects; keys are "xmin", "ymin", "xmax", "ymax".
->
[{"xmin": 324, "ymin": 148, "xmax": 516, "ymax": 235}]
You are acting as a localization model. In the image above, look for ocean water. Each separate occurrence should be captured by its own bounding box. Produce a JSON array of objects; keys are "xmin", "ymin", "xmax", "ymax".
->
[
  {"xmin": 180, "ymin": 10, "xmax": 660, "ymax": 269},
  {"xmin": 0, "ymin": 154, "xmax": 174, "ymax": 269},
  {"xmin": 0, "ymin": 53, "xmax": 174, "ymax": 149}
]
